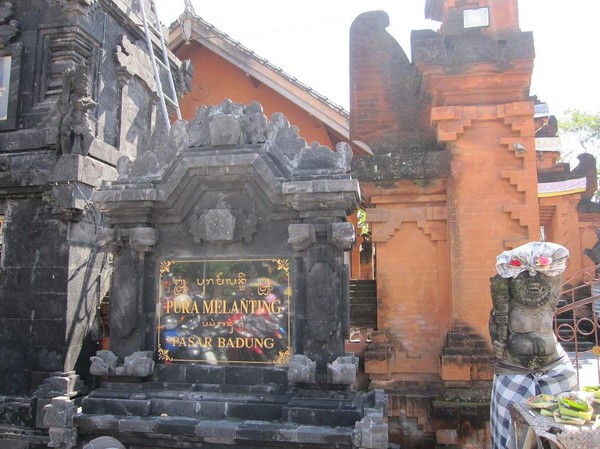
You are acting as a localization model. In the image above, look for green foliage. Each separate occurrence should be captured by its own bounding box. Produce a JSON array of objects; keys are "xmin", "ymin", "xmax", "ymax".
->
[
  {"xmin": 559, "ymin": 109, "xmax": 600, "ymax": 154},
  {"xmin": 357, "ymin": 207, "xmax": 369, "ymax": 236},
  {"xmin": 559, "ymin": 109, "xmax": 600, "ymax": 202}
]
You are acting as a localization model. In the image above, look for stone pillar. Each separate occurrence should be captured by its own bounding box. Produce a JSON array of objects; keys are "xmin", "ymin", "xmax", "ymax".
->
[
  {"xmin": 48, "ymin": 154, "xmax": 116, "ymax": 376},
  {"xmin": 99, "ymin": 227, "xmax": 158, "ymax": 359},
  {"xmin": 289, "ymin": 220, "xmax": 354, "ymax": 373}
]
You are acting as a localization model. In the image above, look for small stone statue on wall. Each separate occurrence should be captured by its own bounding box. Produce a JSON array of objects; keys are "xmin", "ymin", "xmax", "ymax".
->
[
  {"xmin": 57, "ymin": 64, "xmax": 96, "ymax": 156},
  {"xmin": 488, "ymin": 241, "xmax": 577, "ymax": 449}
]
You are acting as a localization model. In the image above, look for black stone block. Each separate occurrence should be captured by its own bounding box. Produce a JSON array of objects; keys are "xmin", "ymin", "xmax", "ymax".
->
[
  {"xmin": 118, "ymin": 417, "xmax": 158, "ymax": 433},
  {"xmin": 185, "ymin": 365, "xmax": 225, "ymax": 384},
  {"xmin": 155, "ymin": 417, "xmax": 198, "ymax": 436},
  {"xmin": 195, "ymin": 400, "xmax": 226, "ymax": 419},
  {"xmin": 195, "ymin": 419, "xmax": 239, "ymax": 442},
  {"xmin": 153, "ymin": 364, "xmax": 187, "ymax": 383},
  {"xmin": 294, "ymin": 425, "xmax": 354, "ymax": 445},
  {"xmin": 0, "ymin": 397, "xmax": 34, "ymax": 427},
  {"xmin": 150, "ymin": 399, "xmax": 196, "ymax": 417},
  {"xmin": 224, "ymin": 366, "xmax": 263, "ymax": 386},
  {"xmin": 226, "ymin": 402, "xmax": 283, "ymax": 421},
  {"xmin": 262, "ymin": 367, "xmax": 288, "ymax": 386},
  {"xmin": 235, "ymin": 421, "xmax": 296, "ymax": 442},
  {"xmin": 81, "ymin": 398, "xmax": 151, "ymax": 416},
  {"xmin": 85, "ymin": 389, "xmax": 135, "ymax": 400},
  {"xmin": 0, "ymin": 345, "xmax": 28, "ymax": 394},
  {"xmin": 284, "ymin": 407, "xmax": 361, "ymax": 427},
  {"xmin": 74, "ymin": 414, "xmax": 120, "ymax": 433}
]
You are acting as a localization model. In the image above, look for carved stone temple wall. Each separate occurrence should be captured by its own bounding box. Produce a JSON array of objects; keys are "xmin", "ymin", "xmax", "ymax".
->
[
  {"xmin": 37, "ymin": 99, "xmax": 387, "ymax": 449},
  {"xmin": 0, "ymin": 1, "xmax": 189, "ymax": 447}
]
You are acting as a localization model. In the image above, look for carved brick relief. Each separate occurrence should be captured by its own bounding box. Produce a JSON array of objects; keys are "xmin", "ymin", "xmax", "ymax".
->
[{"xmin": 367, "ymin": 205, "xmax": 448, "ymax": 243}]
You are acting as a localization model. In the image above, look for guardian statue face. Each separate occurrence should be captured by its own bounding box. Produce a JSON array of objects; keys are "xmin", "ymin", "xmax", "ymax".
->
[{"xmin": 508, "ymin": 272, "xmax": 559, "ymax": 309}]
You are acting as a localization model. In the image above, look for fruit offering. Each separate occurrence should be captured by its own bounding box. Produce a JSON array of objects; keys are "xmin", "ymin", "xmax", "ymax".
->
[
  {"xmin": 556, "ymin": 392, "xmax": 593, "ymax": 423},
  {"xmin": 582, "ymin": 385, "xmax": 600, "ymax": 403},
  {"xmin": 526, "ymin": 394, "xmax": 558, "ymax": 410}
]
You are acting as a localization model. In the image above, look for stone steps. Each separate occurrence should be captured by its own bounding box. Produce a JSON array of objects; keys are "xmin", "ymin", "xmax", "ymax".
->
[
  {"xmin": 81, "ymin": 384, "xmax": 364, "ymax": 426},
  {"xmin": 72, "ymin": 365, "xmax": 384, "ymax": 449},
  {"xmin": 74, "ymin": 414, "xmax": 355, "ymax": 449}
]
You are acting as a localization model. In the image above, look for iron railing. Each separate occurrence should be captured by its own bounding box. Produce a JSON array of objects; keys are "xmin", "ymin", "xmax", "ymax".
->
[{"xmin": 555, "ymin": 265, "xmax": 600, "ymax": 387}]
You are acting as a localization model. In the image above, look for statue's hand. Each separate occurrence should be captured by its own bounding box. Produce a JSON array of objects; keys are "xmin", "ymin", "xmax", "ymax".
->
[{"xmin": 492, "ymin": 339, "xmax": 506, "ymax": 359}]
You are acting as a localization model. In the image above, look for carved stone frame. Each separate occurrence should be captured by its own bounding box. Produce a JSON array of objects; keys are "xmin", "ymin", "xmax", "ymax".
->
[{"xmin": 0, "ymin": 43, "xmax": 22, "ymax": 131}]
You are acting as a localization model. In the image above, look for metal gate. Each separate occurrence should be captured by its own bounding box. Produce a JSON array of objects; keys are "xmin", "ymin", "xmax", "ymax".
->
[{"xmin": 555, "ymin": 265, "xmax": 600, "ymax": 386}]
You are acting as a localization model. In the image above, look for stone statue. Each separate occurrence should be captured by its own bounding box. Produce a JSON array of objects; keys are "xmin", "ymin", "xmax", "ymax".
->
[
  {"xmin": 488, "ymin": 241, "xmax": 577, "ymax": 449},
  {"xmin": 57, "ymin": 64, "xmax": 96, "ymax": 157}
]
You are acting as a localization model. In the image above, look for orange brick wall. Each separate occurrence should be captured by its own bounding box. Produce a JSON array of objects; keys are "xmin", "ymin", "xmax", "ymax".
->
[
  {"xmin": 362, "ymin": 181, "xmax": 450, "ymax": 379},
  {"xmin": 580, "ymin": 214, "xmax": 600, "ymax": 273},
  {"xmin": 176, "ymin": 43, "xmax": 334, "ymax": 148},
  {"xmin": 433, "ymin": 103, "xmax": 539, "ymax": 339},
  {"xmin": 540, "ymin": 195, "xmax": 584, "ymax": 276},
  {"xmin": 349, "ymin": 11, "xmax": 430, "ymax": 147},
  {"xmin": 378, "ymin": 222, "xmax": 449, "ymax": 372}
]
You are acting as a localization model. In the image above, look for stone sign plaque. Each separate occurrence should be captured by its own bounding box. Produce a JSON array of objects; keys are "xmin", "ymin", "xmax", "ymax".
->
[{"xmin": 157, "ymin": 258, "xmax": 292, "ymax": 365}]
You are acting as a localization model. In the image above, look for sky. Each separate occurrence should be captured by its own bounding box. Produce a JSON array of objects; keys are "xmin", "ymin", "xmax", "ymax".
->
[{"xmin": 156, "ymin": 0, "xmax": 600, "ymax": 118}]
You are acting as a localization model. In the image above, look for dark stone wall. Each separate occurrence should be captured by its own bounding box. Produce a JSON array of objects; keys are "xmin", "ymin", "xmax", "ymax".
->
[
  {"xmin": 0, "ymin": 0, "xmax": 185, "ymax": 397},
  {"xmin": 0, "ymin": 197, "xmax": 69, "ymax": 394}
]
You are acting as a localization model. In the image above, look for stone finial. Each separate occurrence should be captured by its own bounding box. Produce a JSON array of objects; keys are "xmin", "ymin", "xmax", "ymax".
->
[
  {"xmin": 34, "ymin": 371, "xmax": 82, "ymax": 400},
  {"xmin": 183, "ymin": 0, "xmax": 196, "ymax": 15},
  {"xmin": 96, "ymin": 228, "xmax": 122, "ymax": 252},
  {"xmin": 90, "ymin": 350, "xmax": 154, "ymax": 378},
  {"xmin": 130, "ymin": 227, "xmax": 159, "ymax": 253},
  {"xmin": 353, "ymin": 415, "xmax": 389, "ymax": 449},
  {"xmin": 327, "ymin": 355, "xmax": 358, "ymax": 385},
  {"xmin": 288, "ymin": 224, "xmax": 316, "ymax": 251},
  {"xmin": 89, "ymin": 350, "xmax": 119, "ymax": 376},
  {"xmin": 114, "ymin": 99, "xmax": 355, "ymax": 182},
  {"xmin": 43, "ymin": 396, "xmax": 78, "ymax": 428},
  {"xmin": 329, "ymin": 222, "xmax": 355, "ymax": 250},
  {"xmin": 187, "ymin": 99, "xmax": 267, "ymax": 147},
  {"xmin": 294, "ymin": 141, "xmax": 353, "ymax": 174},
  {"xmin": 287, "ymin": 354, "xmax": 316, "ymax": 384},
  {"xmin": 116, "ymin": 351, "xmax": 155, "ymax": 377}
]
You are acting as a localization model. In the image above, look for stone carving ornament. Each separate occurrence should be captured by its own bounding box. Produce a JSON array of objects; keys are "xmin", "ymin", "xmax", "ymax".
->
[
  {"xmin": 116, "ymin": 99, "xmax": 352, "ymax": 181},
  {"xmin": 57, "ymin": 64, "xmax": 96, "ymax": 156},
  {"xmin": 489, "ymin": 241, "xmax": 577, "ymax": 449},
  {"xmin": 189, "ymin": 201, "xmax": 258, "ymax": 244},
  {"xmin": 0, "ymin": 1, "xmax": 19, "ymax": 49}
]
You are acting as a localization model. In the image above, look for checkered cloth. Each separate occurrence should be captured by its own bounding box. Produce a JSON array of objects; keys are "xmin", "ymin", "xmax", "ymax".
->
[{"xmin": 490, "ymin": 359, "xmax": 577, "ymax": 449}]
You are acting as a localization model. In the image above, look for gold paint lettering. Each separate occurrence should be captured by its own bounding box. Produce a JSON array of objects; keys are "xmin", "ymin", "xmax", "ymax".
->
[
  {"xmin": 238, "ymin": 273, "xmax": 246, "ymax": 291},
  {"xmin": 203, "ymin": 300, "xmax": 215, "ymax": 314},
  {"xmin": 273, "ymin": 300, "xmax": 282, "ymax": 314}
]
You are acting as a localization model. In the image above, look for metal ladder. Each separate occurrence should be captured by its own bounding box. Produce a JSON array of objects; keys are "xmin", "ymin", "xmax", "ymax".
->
[{"xmin": 138, "ymin": 0, "xmax": 182, "ymax": 132}]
